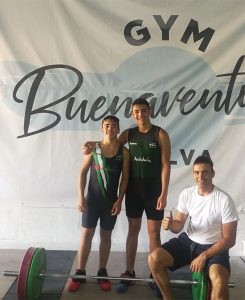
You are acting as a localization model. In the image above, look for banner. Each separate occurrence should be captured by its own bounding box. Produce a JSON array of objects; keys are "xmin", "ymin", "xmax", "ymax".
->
[{"xmin": 0, "ymin": 0, "xmax": 244, "ymax": 215}]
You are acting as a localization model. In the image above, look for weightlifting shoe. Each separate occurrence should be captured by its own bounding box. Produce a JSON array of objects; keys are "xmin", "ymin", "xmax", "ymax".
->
[
  {"xmin": 149, "ymin": 273, "xmax": 163, "ymax": 299},
  {"xmin": 116, "ymin": 270, "xmax": 136, "ymax": 293},
  {"xmin": 67, "ymin": 269, "xmax": 86, "ymax": 292},
  {"xmin": 150, "ymin": 282, "xmax": 163, "ymax": 299},
  {"xmin": 97, "ymin": 268, "xmax": 111, "ymax": 291}
]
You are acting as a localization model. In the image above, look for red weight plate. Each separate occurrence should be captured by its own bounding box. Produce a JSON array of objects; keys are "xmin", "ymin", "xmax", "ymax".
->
[{"xmin": 17, "ymin": 247, "xmax": 37, "ymax": 300}]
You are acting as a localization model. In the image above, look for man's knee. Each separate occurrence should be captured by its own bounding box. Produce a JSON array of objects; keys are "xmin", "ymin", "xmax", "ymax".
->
[
  {"xmin": 208, "ymin": 264, "xmax": 229, "ymax": 291},
  {"xmin": 128, "ymin": 218, "xmax": 142, "ymax": 235},
  {"xmin": 148, "ymin": 247, "xmax": 173, "ymax": 272}
]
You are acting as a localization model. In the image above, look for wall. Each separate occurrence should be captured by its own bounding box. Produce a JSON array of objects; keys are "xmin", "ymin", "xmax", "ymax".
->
[{"xmin": 0, "ymin": 0, "xmax": 244, "ymax": 256}]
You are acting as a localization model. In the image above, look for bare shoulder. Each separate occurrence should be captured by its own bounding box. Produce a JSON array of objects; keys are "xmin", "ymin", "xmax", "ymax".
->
[{"xmin": 158, "ymin": 127, "xmax": 170, "ymax": 141}]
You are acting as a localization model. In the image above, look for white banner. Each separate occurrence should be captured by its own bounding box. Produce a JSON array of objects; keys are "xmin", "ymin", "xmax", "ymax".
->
[{"xmin": 0, "ymin": 0, "xmax": 244, "ymax": 215}]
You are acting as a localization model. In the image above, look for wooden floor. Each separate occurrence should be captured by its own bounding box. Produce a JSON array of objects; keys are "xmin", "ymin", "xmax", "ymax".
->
[{"xmin": 1, "ymin": 249, "xmax": 244, "ymax": 300}]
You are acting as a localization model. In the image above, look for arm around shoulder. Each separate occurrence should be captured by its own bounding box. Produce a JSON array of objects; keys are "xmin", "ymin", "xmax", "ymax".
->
[{"xmin": 118, "ymin": 129, "xmax": 129, "ymax": 145}]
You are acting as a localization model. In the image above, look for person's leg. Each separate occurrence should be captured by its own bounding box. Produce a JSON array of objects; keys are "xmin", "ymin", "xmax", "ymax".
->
[
  {"xmin": 99, "ymin": 228, "xmax": 112, "ymax": 269},
  {"xmin": 96, "ymin": 228, "xmax": 113, "ymax": 291},
  {"xmin": 77, "ymin": 227, "xmax": 96, "ymax": 270},
  {"xmin": 208, "ymin": 264, "xmax": 229, "ymax": 300},
  {"xmin": 68, "ymin": 226, "xmax": 96, "ymax": 292},
  {"xmin": 126, "ymin": 217, "xmax": 142, "ymax": 273},
  {"xmin": 149, "ymin": 233, "xmax": 193, "ymax": 299},
  {"xmin": 147, "ymin": 219, "xmax": 162, "ymax": 252},
  {"xmin": 148, "ymin": 247, "xmax": 174, "ymax": 300}
]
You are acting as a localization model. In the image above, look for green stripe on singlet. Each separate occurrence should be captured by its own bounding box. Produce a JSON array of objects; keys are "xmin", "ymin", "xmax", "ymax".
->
[{"xmin": 92, "ymin": 143, "xmax": 110, "ymax": 200}]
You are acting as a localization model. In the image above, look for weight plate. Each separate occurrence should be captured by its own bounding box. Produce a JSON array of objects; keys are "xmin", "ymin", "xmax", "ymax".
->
[
  {"xmin": 27, "ymin": 247, "xmax": 46, "ymax": 300},
  {"xmin": 17, "ymin": 247, "xmax": 38, "ymax": 300},
  {"xmin": 192, "ymin": 270, "xmax": 207, "ymax": 300}
]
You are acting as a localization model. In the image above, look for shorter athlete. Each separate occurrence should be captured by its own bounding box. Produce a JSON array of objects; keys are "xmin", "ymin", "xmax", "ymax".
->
[
  {"xmin": 148, "ymin": 155, "xmax": 239, "ymax": 300},
  {"xmin": 68, "ymin": 115, "xmax": 129, "ymax": 292}
]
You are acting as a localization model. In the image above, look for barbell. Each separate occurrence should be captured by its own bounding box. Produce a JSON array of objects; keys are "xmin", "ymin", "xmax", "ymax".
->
[{"xmin": 3, "ymin": 247, "xmax": 235, "ymax": 300}]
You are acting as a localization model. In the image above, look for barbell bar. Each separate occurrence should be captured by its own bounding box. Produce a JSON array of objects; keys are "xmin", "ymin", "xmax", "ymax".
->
[
  {"xmin": 4, "ymin": 270, "xmax": 236, "ymax": 288},
  {"xmin": 3, "ymin": 247, "xmax": 235, "ymax": 300},
  {"xmin": 3, "ymin": 270, "xmax": 200, "ymax": 286}
]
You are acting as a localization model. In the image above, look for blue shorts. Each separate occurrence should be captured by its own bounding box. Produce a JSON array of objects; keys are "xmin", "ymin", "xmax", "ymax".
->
[
  {"xmin": 161, "ymin": 232, "xmax": 230, "ymax": 272},
  {"xmin": 82, "ymin": 201, "xmax": 117, "ymax": 231}
]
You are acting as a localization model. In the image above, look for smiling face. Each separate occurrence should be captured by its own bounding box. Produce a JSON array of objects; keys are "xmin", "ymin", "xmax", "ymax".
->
[
  {"xmin": 193, "ymin": 162, "xmax": 215, "ymax": 191},
  {"xmin": 131, "ymin": 104, "xmax": 151, "ymax": 126},
  {"xmin": 102, "ymin": 118, "xmax": 119, "ymax": 140}
]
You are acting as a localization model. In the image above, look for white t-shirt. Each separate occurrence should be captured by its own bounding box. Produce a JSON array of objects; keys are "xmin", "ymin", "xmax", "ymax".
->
[{"xmin": 177, "ymin": 185, "xmax": 239, "ymax": 244}]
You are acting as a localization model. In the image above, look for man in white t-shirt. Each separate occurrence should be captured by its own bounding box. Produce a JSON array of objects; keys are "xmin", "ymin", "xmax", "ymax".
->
[{"xmin": 148, "ymin": 155, "xmax": 239, "ymax": 300}]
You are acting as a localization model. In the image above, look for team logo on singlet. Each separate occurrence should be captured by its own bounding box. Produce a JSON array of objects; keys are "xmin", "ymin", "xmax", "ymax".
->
[
  {"xmin": 116, "ymin": 154, "xmax": 123, "ymax": 161},
  {"xmin": 149, "ymin": 142, "xmax": 157, "ymax": 148},
  {"xmin": 134, "ymin": 156, "xmax": 151, "ymax": 163}
]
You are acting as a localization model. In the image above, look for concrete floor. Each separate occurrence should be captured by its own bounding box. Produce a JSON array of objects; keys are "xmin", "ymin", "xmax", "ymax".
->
[{"xmin": 1, "ymin": 249, "xmax": 244, "ymax": 300}]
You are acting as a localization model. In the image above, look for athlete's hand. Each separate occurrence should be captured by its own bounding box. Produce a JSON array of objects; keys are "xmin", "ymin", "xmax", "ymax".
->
[
  {"xmin": 156, "ymin": 195, "xmax": 167, "ymax": 210},
  {"xmin": 77, "ymin": 198, "xmax": 86, "ymax": 213},
  {"xmin": 82, "ymin": 142, "xmax": 95, "ymax": 155},
  {"xmin": 111, "ymin": 200, "xmax": 121, "ymax": 216},
  {"xmin": 162, "ymin": 210, "xmax": 173, "ymax": 230},
  {"xmin": 190, "ymin": 253, "xmax": 207, "ymax": 273}
]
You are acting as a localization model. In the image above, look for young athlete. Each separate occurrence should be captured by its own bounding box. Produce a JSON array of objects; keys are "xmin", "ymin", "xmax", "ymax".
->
[
  {"xmin": 82, "ymin": 99, "xmax": 171, "ymax": 297},
  {"xmin": 116, "ymin": 99, "xmax": 171, "ymax": 296},
  {"xmin": 68, "ymin": 115, "xmax": 129, "ymax": 292}
]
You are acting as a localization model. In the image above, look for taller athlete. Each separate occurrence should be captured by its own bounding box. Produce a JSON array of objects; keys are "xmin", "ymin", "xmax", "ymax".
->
[
  {"xmin": 68, "ymin": 115, "xmax": 129, "ymax": 293},
  {"xmin": 117, "ymin": 98, "xmax": 171, "ymax": 295}
]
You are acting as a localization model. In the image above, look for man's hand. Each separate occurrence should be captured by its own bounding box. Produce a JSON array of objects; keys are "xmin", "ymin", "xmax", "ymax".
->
[
  {"xmin": 162, "ymin": 210, "xmax": 173, "ymax": 230},
  {"xmin": 156, "ymin": 195, "xmax": 167, "ymax": 210},
  {"xmin": 77, "ymin": 198, "xmax": 86, "ymax": 213},
  {"xmin": 82, "ymin": 142, "xmax": 95, "ymax": 155},
  {"xmin": 190, "ymin": 253, "xmax": 207, "ymax": 273},
  {"xmin": 111, "ymin": 199, "xmax": 122, "ymax": 216}
]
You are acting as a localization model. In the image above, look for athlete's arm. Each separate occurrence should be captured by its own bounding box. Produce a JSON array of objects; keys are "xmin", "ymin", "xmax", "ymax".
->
[
  {"xmin": 77, "ymin": 154, "xmax": 93, "ymax": 212},
  {"xmin": 118, "ymin": 129, "xmax": 129, "ymax": 145},
  {"xmin": 111, "ymin": 147, "xmax": 130, "ymax": 216},
  {"xmin": 156, "ymin": 128, "xmax": 171, "ymax": 210}
]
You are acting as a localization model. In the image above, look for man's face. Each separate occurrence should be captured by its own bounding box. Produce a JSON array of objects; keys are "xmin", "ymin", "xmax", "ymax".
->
[
  {"xmin": 102, "ymin": 119, "xmax": 119, "ymax": 138},
  {"xmin": 193, "ymin": 163, "xmax": 214, "ymax": 188},
  {"xmin": 131, "ymin": 104, "xmax": 150, "ymax": 124}
]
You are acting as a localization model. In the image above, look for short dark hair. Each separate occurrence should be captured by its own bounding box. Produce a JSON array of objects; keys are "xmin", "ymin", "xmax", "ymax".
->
[
  {"xmin": 102, "ymin": 115, "xmax": 120, "ymax": 130},
  {"xmin": 193, "ymin": 155, "xmax": 214, "ymax": 171},
  {"xmin": 132, "ymin": 98, "xmax": 150, "ymax": 108}
]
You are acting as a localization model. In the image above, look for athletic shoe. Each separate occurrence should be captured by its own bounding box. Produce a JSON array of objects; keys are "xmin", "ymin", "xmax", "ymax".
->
[
  {"xmin": 97, "ymin": 268, "xmax": 111, "ymax": 291},
  {"xmin": 120, "ymin": 270, "xmax": 136, "ymax": 286},
  {"xmin": 67, "ymin": 269, "xmax": 86, "ymax": 292},
  {"xmin": 150, "ymin": 282, "xmax": 163, "ymax": 299},
  {"xmin": 116, "ymin": 270, "xmax": 136, "ymax": 294}
]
